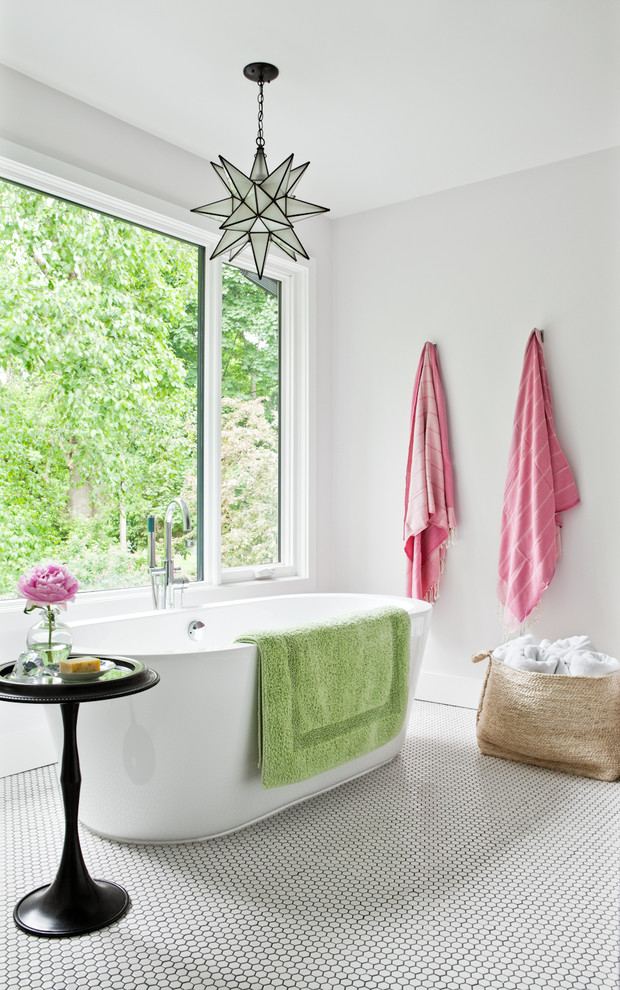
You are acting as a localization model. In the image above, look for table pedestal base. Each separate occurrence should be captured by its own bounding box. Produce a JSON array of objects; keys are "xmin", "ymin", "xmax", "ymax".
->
[
  {"xmin": 14, "ymin": 880, "xmax": 129, "ymax": 937},
  {"xmin": 14, "ymin": 702, "xmax": 130, "ymax": 938}
]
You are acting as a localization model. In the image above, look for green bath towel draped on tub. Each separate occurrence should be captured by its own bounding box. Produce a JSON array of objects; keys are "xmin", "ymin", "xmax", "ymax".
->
[{"xmin": 235, "ymin": 606, "xmax": 411, "ymax": 788}]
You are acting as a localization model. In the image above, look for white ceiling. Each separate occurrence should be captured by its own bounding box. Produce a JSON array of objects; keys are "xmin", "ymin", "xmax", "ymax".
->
[{"xmin": 0, "ymin": 0, "xmax": 618, "ymax": 218}]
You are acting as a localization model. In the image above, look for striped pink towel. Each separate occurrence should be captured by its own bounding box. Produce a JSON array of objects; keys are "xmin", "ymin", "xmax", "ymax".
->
[
  {"xmin": 403, "ymin": 342, "xmax": 455, "ymax": 602},
  {"xmin": 498, "ymin": 330, "xmax": 580, "ymax": 631}
]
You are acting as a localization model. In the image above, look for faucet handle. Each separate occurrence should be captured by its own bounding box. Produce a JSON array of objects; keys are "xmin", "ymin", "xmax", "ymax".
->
[{"xmin": 147, "ymin": 515, "xmax": 157, "ymax": 568}]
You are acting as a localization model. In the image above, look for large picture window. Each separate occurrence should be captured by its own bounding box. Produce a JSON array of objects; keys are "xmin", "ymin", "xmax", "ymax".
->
[{"xmin": 0, "ymin": 172, "xmax": 306, "ymax": 602}]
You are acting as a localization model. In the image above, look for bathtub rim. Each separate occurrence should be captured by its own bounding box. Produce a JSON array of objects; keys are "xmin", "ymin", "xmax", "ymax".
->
[
  {"xmin": 67, "ymin": 592, "xmax": 432, "ymax": 657},
  {"xmin": 69, "ymin": 591, "xmax": 433, "ymax": 625}
]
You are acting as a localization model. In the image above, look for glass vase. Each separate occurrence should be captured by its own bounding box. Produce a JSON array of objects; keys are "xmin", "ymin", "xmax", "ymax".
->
[{"xmin": 26, "ymin": 609, "xmax": 73, "ymax": 666}]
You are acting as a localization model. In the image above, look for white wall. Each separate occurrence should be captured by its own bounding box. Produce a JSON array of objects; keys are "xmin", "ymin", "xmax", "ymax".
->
[{"xmin": 331, "ymin": 148, "xmax": 620, "ymax": 707}]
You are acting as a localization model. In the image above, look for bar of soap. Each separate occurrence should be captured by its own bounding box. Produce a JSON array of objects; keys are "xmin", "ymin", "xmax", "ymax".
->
[{"xmin": 59, "ymin": 656, "xmax": 101, "ymax": 674}]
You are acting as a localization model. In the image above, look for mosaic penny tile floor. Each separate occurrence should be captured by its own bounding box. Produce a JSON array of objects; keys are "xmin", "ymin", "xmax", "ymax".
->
[{"xmin": 2, "ymin": 701, "xmax": 618, "ymax": 989}]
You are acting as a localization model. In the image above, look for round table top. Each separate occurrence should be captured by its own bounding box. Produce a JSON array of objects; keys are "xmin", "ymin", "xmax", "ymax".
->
[{"xmin": 0, "ymin": 655, "xmax": 159, "ymax": 704}]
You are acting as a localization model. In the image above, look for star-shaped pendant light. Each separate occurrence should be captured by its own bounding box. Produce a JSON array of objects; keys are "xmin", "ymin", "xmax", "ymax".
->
[{"xmin": 192, "ymin": 62, "xmax": 329, "ymax": 279}]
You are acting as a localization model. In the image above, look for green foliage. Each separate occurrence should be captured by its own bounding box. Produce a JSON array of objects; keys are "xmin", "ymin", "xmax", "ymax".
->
[
  {"xmin": 0, "ymin": 376, "xmax": 70, "ymax": 588},
  {"xmin": 222, "ymin": 266, "xmax": 279, "ymax": 418},
  {"xmin": 58, "ymin": 520, "xmax": 149, "ymax": 591},
  {"xmin": 0, "ymin": 180, "xmax": 281, "ymax": 598},
  {"xmin": 0, "ymin": 179, "xmax": 199, "ymax": 595},
  {"xmin": 220, "ymin": 268, "xmax": 280, "ymax": 566},
  {"xmin": 221, "ymin": 397, "xmax": 279, "ymax": 568}
]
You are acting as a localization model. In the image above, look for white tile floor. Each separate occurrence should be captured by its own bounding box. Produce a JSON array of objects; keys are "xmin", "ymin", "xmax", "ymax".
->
[{"xmin": 2, "ymin": 700, "xmax": 619, "ymax": 990}]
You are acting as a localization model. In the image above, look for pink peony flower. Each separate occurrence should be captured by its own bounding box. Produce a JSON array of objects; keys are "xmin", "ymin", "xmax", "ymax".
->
[{"xmin": 17, "ymin": 562, "xmax": 79, "ymax": 611}]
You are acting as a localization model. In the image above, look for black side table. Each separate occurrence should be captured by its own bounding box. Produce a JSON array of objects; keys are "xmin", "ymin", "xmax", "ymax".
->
[{"xmin": 0, "ymin": 655, "xmax": 159, "ymax": 937}]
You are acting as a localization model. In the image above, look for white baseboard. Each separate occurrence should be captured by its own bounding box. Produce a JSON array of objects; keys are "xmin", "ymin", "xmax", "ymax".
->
[{"xmin": 415, "ymin": 670, "xmax": 482, "ymax": 710}]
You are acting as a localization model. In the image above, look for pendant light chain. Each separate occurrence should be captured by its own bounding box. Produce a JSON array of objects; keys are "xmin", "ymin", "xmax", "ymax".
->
[{"xmin": 256, "ymin": 80, "xmax": 265, "ymax": 150}]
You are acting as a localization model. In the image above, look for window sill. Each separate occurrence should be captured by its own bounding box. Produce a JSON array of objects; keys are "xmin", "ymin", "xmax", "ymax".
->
[{"xmin": 0, "ymin": 573, "xmax": 312, "ymax": 616}]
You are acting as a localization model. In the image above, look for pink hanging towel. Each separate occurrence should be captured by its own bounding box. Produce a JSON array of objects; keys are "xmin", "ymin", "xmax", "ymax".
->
[
  {"xmin": 403, "ymin": 342, "xmax": 455, "ymax": 602},
  {"xmin": 498, "ymin": 329, "xmax": 580, "ymax": 632}
]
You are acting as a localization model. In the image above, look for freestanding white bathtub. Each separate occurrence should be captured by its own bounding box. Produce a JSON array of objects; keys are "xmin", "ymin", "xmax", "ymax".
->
[{"xmin": 45, "ymin": 593, "xmax": 431, "ymax": 842}]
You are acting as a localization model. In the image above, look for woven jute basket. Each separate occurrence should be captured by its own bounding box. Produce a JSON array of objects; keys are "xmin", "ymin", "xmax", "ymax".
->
[{"xmin": 472, "ymin": 652, "xmax": 620, "ymax": 781}]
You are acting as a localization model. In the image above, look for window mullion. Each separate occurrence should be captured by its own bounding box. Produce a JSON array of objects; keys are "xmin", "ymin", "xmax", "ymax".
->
[
  {"xmin": 278, "ymin": 275, "xmax": 294, "ymax": 569},
  {"xmin": 203, "ymin": 257, "xmax": 223, "ymax": 587},
  {"xmin": 280, "ymin": 268, "xmax": 310, "ymax": 578}
]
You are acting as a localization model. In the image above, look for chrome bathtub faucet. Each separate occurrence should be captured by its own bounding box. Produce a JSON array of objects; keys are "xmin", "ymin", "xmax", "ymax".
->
[{"xmin": 147, "ymin": 498, "xmax": 192, "ymax": 610}]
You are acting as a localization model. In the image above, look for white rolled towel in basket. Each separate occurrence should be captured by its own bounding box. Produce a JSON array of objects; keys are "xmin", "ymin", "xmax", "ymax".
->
[
  {"xmin": 492, "ymin": 635, "xmax": 558, "ymax": 674},
  {"xmin": 566, "ymin": 651, "xmax": 620, "ymax": 678},
  {"xmin": 492, "ymin": 635, "xmax": 619, "ymax": 676}
]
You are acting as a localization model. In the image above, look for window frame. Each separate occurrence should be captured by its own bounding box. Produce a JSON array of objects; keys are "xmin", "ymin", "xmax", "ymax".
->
[
  {"xmin": 0, "ymin": 153, "xmax": 312, "ymax": 611},
  {"xmin": 204, "ymin": 251, "xmax": 310, "ymax": 587}
]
